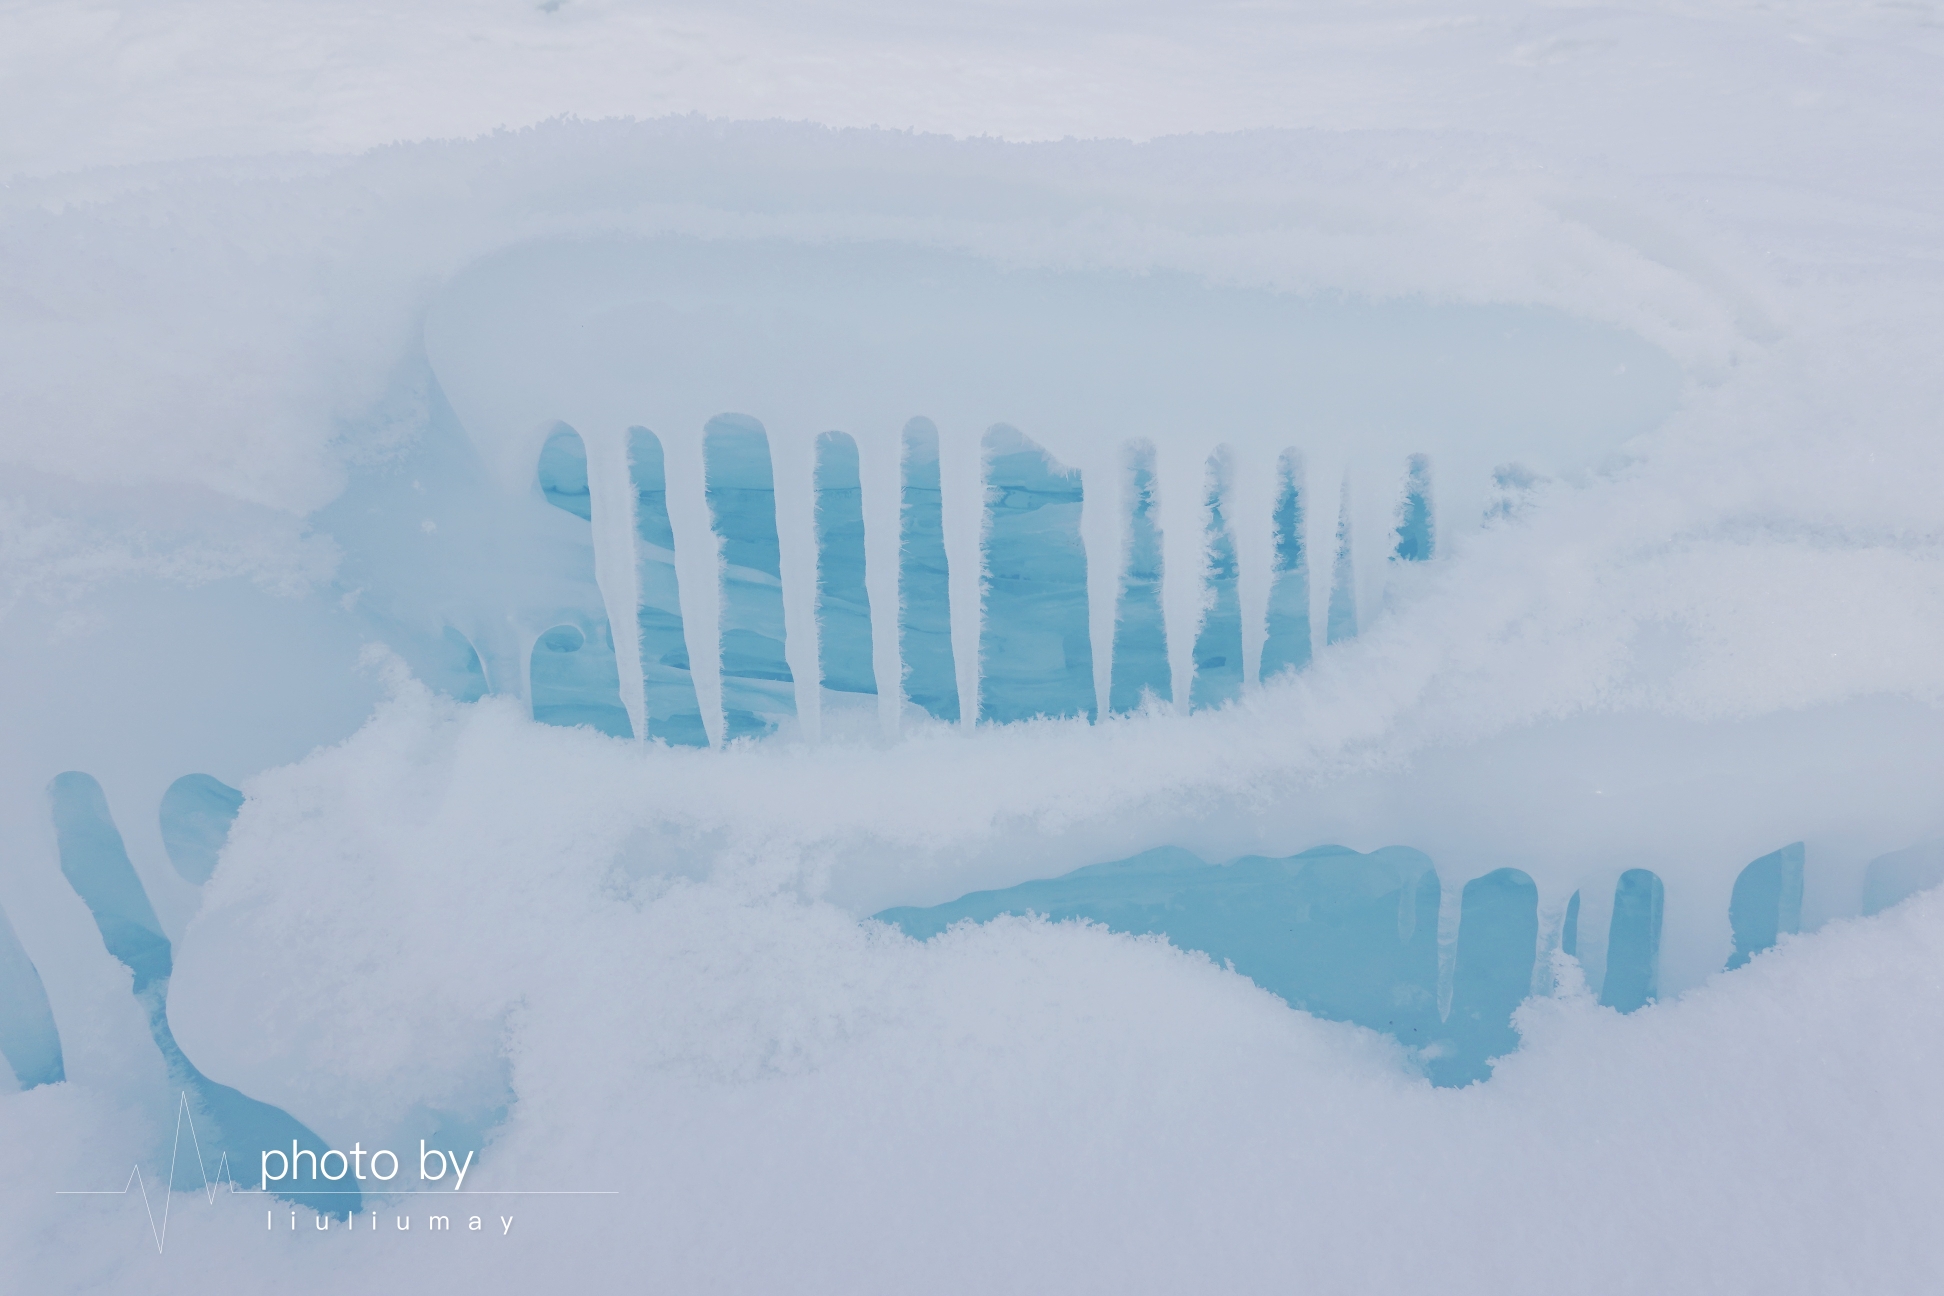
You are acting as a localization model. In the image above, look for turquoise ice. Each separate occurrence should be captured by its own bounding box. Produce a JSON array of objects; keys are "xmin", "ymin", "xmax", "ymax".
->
[
  {"xmin": 1430, "ymin": 868, "xmax": 1538, "ymax": 1087},
  {"xmin": 1728, "ymin": 842, "xmax": 1804, "ymax": 969},
  {"xmin": 0, "ymin": 902, "xmax": 63, "ymax": 1089},
  {"xmin": 706, "ymin": 416, "xmax": 795, "ymax": 740},
  {"xmin": 1190, "ymin": 452, "xmax": 1243, "ymax": 710},
  {"xmin": 1260, "ymin": 451, "xmax": 1311, "ymax": 681},
  {"xmin": 899, "ymin": 419, "xmax": 958, "ymax": 723},
  {"xmin": 532, "ymin": 426, "xmax": 633, "ymax": 739},
  {"xmin": 158, "ymin": 773, "xmax": 244, "ymax": 886},
  {"xmin": 815, "ymin": 431, "xmax": 876, "ymax": 697},
  {"xmin": 1394, "ymin": 454, "xmax": 1434, "ymax": 562},
  {"xmin": 980, "ymin": 427, "xmax": 1093, "ymax": 724},
  {"xmin": 47, "ymin": 772, "xmax": 358, "ymax": 1216},
  {"xmin": 1600, "ymin": 869, "xmax": 1666, "ymax": 1013},
  {"xmin": 1109, "ymin": 442, "xmax": 1169, "ymax": 713},
  {"xmin": 629, "ymin": 428, "xmax": 708, "ymax": 747},
  {"xmin": 877, "ymin": 844, "xmax": 1451, "ymax": 1063}
]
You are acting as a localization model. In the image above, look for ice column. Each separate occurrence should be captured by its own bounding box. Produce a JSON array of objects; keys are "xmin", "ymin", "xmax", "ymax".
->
[
  {"xmin": 1260, "ymin": 451, "xmax": 1311, "ymax": 681},
  {"xmin": 814, "ymin": 431, "xmax": 877, "ymax": 697},
  {"xmin": 980, "ymin": 427, "xmax": 1094, "ymax": 723},
  {"xmin": 1599, "ymin": 869, "xmax": 1665, "ymax": 1013},
  {"xmin": 629, "ymin": 429, "xmax": 708, "ymax": 747},
  {"xmin": 532, "ymin": 428, "xmax": 633, "ymax": 738},
  {"xmin": 1109, "ymin": 441, "xmax": 1170, "ymax": 713},
  {"xmin": 48, "ymin": 773, "xmax": 356, "ymax": 1214},
  {"xmin": 1431, "ymin": 868, "xmax": 1539, "ymax": 1087},
  {"xmin": 1394, "ymin": 454, "xmax": 1434, "ymax": 561},
  {"xmin": 0, "ymin": 903, "xmax": 63, "ymax": 1088},
  {"xmin": 1190, "ymin": 450, "xmax": 1244, "ymax": 710},
  {"xmin": 158, "ymin": 773, "xmax": 243, "ymax": 886},
  {"xmin": 899, "ymin": 420, "xmax": 959, "ymax": 722},
  {"xmin": 704, "ymin": 416, "xmax": 795, "ymax": 741},
  {"xmin": 1726, "ymin": 842, "xmax": 1804, "ymax": 969}
]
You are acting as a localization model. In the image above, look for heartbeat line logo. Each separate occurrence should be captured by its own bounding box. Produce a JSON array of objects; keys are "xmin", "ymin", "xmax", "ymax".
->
[{"xmin": 56, "ymin": 1092, "xmax": 248, "ymax": 1254}]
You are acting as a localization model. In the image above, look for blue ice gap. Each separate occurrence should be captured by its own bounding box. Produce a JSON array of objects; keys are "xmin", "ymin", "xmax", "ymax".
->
[
  {"xmin": 0, "ymin": 901, "xmax": 63, "ymax": 1089},
  {"xmin": 533, "ymin": 426, "xmax": 633, "ymax": 738},
  {"xmin": 1109, "ymin": 442, "xmax": 1169, "ymax": 713},
  {"xmin": 47, "ymin": 772, "xmax": 358, "ymax": 1216},
  {"xmin": 1190, "ymin": 451, "xmax": 1244, "ymax": 710},
  {"xmin": 899, "ymin": 419, "xmax": 958, "ymax": 723},
  {"xmin": 1260, "ymin": 451, "xmax": 1311, "ymax": 681},
  {"xmin": 1433, "ymin": 868, "xmax": 1539, "ymax": 1087},
  {"xmin": 158, "ymin": 773, "xmax": 244, "ymax": 886},
  {"xmin": 629, "ymin": 427, "xmax": 708, "ymax": 746},
  {"xmin": 1861, "ymin": 841, "xmax": 1944, "ymax": 915},
  {"xmin": 706, "ymin": 416, "xmax": 795, "ymax": 740},
  {"xmin": 981, "ymin": 427, "xmax": 1093, "ymax": 723},
  {"xmin": 815, "ymin": 431, "xmax": 876, "ymax": 697}
]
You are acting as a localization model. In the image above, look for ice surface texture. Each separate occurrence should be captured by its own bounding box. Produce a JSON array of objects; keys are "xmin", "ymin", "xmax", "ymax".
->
[
  {"xmin": 46, "ymin": 773, "xmax": 357, "ymax": 1215},
  {"xmin": 421, "ymin": 234, "xmax": 1677, "ymax": 743}
]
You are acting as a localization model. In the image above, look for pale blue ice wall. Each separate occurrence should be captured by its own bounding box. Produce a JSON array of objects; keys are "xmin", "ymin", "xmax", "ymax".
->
[
  {"xmin": 1431, "ymin": 868, "xmax": 1538, "ymax": 1087},
  {"xmin": 815, "ymin": 431, "xmax": 876, "ymax": 697},
  {"xmin": 1191, "ymin": 452, "xmax": 1244, "ymax": 710},
  {"xmin": 533, "ymin": 426, "xmax": 632, "ymax": 738},
  {"xmin": 1110, "ymin": 442, "xmax": 1169, "ymax": 712},
  {"xmin": 980, "ymin": 428, "xmax": 1093, "ymax": 723},
  {"xmin": 47, "ymin": 773, "xmax": 357, "ymax": 1215},
  {"xmin": 900, "ymin": 420, "xmax": 959, "ymax": 723},
  {"xmin": 630, "ymin": 428, "xmax": 708, "ymax": 747},
  {"xmin": 1260, "ymin": 451, "xmax": 1311, "ymax": 681},
  {"xmin": 707, "ymin": 416, "xmax": 795, "ymax": 740}
]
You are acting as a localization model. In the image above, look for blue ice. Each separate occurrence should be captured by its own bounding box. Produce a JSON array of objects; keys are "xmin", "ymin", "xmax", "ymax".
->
[
  {"xmin": 1394, "ymin": 453, "xmax": 1434, "ymax": 562},
  {"xmin": 877, "ymin": 844, "xmax": 1461, "ymax": 1070},
  {"xmin": 48, "ymin": 773, "xmax": 358, "ymax": 1215},
  {"xmin": 706, "ymin": 416, "xmax": 795, "ymax": 740},
  {"xmin": 1727, "ymin": 842, "xmax": 1804, "ymax": 969},
  {"xmin": 980, "ymin": 427, "xmax": 1093, "ymax": 724},
  {"xmin": 899, "ymin": 419, "xmax": 958, "ymax": 723},
  {"xmin": 158, "ymin": 773, "xmax": 244, "ymax": 886},
  {"xmin": 629, "ymin": 428, "xmax": 708, "ymax": 747},
  {"xmin": 814, "ymin": 431, "xmax": 876, "ymax": 697},
  {"xmin": 1861, "ymin": 842, "xmax": 1944, "ymax": 916},
  {"xmin": 0, "ymin": 902, "xmax": 63, "ymax": 1089},
  {"xmin": 1109, "ymin": 442, "xmax": 1169, "ymax": 713},
  {"xmin": 1599, "ymin": 869, "xmax": 1665, "ymax": 1013},
  {"xmin": 1190, "ymin": 452, "xmax": 1243, "ymax": 710},
  {"xmin": 532, "ymin": 426, "xmax": 632, "ymax": 739},
  {"xmin": 1260, "ymin": 451, "xmax": 1311, "ymax": 681},
  {"xmin": 1431, "ymin": 868, "xmax": 1538, "ymax": 1087},
  {"xmin": 1326, "ymin": 487, "xmax": 1358, "ymax": 645}
]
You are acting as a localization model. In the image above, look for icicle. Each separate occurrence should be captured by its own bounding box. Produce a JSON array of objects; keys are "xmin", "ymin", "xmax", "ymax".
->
[
  {"xmin": 583, "ymin": 426, "xmax": 647, "ymax": 743},
  {"xmin": 980, "ymin": 426, "xmax": 1092, "ymax": 723},
  {"xmin": 939, "ymin": 421, "xmax": 987, "ymax": 730},
  {"xmin": 857, "ymin": 424, "xmax": 904, "ymax": 738},
  {"xmin": 704, "ymin": 416, "xmax": 794, "ymax": 742},
  {"xmin": 1260, "ymin": 450, "xmax": 1311, "ymax": 681},
  {"xmin": 770, "ymin": 427, "xmax": 822, "ymax": 741},
  {"xmin": 814, "ymin": 431, "xmax": 876, "ymax": 708},
  {"xmin": 1109, "ymin": 441, "xmax": 1170, "ymax": 713},
  {"xmin": 1395, "ymin": 453, "xmax": 1435, "ymax": 561},
  {"xmin": 1325, "ymin": 476, "xmax": 1358, "ymax": 645},
  {"xmin": 1190, "ymin": 448, "xmax": 1244, "ymax": 711},
  {"xmin": 898, "ymin": 419, "xmax": 959, "ymax": 723},
  {"xmin": 1156, "ymin": 444, "xmax": 1210, "ymax": 714},
  {"xmin": 1303, "ymin": 454, "xmax": 1346, "ymax": 659},
  {"xmin": 1227, "ymin": 444, "xmax": 1280, "ymax": 691},
  {"xmin": 628, "ymin": 428, "xmax": 707, "ymax": 747}
]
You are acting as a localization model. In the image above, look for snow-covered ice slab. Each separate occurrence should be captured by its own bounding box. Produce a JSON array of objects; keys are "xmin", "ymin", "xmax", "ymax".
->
[{"xmin": 425, "ymin": 234, "xmax": 1679, "ymax": 740}]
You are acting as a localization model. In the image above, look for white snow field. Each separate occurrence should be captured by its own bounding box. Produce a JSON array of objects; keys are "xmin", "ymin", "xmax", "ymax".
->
[{"xmin": 3, "ymin": 1, "xmax": 1944, "ymax": 1292}]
